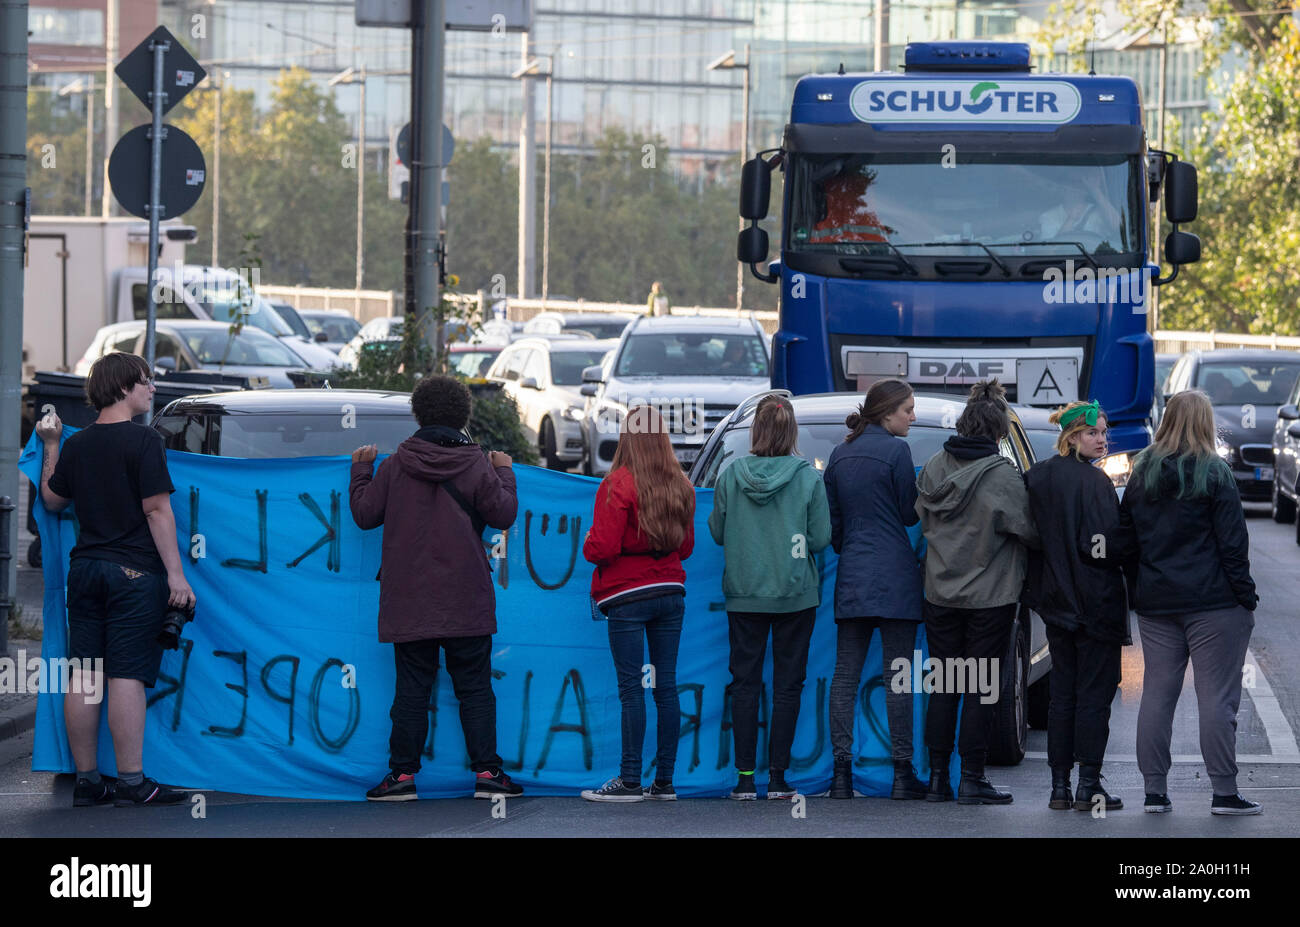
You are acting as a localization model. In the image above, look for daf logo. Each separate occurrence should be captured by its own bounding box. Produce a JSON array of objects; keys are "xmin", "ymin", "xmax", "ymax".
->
[{"xmin": 918, "ymin": 360, "xmax": 1004, "ymax": 378}]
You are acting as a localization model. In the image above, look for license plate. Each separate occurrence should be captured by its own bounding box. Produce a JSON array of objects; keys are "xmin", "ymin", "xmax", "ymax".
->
[
  {"xmin": 674, "ymin": 447, "xmax": 700, "ymax": 464},
  {"xmin": 1015, "ymin": 358, "xmax": 1079, "ymax": 404},
  {"xmin": 1255, "ymin": 466, "xmax": 1274, "ymax": 481}
]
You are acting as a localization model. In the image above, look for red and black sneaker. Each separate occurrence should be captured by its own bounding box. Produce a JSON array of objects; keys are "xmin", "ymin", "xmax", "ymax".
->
[
  {"xmin": 366, "ymin": 772, "xmax": 417, "ymax": 802},
  {"xmin": 474, "ymin": 768, "xmax": 524, "ymax": 799},
  {"xmin": 113, "ymin": 777, "xmax": 188, "ymax": 807}
]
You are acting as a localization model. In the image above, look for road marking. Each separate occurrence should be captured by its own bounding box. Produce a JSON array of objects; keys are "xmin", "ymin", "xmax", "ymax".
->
[
  {"xmin": 1025, "ymin": 753, "xmax": 1300, "ymax": 764},
  {"xmin": 1244, "ymin": 648, "xmax": 1300, "ymax": 757}
]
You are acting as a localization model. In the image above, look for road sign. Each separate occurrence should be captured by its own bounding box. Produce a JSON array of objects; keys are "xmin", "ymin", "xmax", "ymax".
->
[
  {"xmin": 114, "ymin": 26, "xmax": 205, "ymax": 116},
  {"xmin": 107, "ymin": 124, "xmax": 207, "ymax": 221},
  {"xmin": 395, "ymin": 122, "xmax": 454, "ymax": 166}
]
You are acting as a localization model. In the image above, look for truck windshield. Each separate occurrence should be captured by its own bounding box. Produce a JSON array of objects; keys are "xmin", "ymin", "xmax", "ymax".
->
[
  {"xmin": 788, "ymin": 152, "xmax": 1141, "ymax": 259},
  {"xmin": 616, "ymin": 334, "xmax": 769, "ymax": 378},
  {"xmin": 197, "ymin": 279, "xmax": 295, "ymax": 338}
]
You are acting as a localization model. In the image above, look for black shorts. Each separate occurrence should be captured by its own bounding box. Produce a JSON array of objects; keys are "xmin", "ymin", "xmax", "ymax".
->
[{"xmin": 66, "ymin": 558, "xmax": 169, "ymax": 687}]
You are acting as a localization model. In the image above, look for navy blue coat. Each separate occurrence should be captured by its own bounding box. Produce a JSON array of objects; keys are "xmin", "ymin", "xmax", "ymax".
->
[{"xmin": 824, "ymin": 423, "xmax": 923, "ymax": 622}]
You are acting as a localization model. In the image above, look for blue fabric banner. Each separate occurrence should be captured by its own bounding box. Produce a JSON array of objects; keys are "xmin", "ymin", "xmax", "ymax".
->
[{"xmin": 19, "ymin": 429, "xmax": 957, "ymax": 800}]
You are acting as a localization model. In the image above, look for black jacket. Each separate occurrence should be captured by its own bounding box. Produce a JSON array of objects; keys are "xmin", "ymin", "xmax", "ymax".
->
[
  {"xmin": 1023, "ymin": 453, "xmax": 1129, "ymax": 643},
  {"xmin": 1112, "ymin": 455, "xmax": 1257, "ymax": 617}
]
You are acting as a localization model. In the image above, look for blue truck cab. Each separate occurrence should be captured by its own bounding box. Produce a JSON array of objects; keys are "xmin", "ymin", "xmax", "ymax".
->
[{"xmin": 738, "ymin": 41, "xmax": 1201, "ymax": 458}]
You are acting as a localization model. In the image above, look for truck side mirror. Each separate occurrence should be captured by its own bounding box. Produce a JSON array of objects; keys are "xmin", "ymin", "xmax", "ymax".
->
[
  {"xmin": 740, "ymin": 157, "xmax": 772, "ymax": 220},
  {"xmin": 1165, "ymin": 230, "xmax": 1200, "ymax": 266},
  {"xmin": 1165, "ymin": 161, "xmax": 1198, "ymax": 224},
  {"xmin": 738, "ymin": 225, "xmax": 770, "ymax": 264}
]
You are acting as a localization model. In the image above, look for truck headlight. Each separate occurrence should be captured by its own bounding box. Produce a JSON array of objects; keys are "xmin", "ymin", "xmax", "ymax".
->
[{"xmin": 1100, "ymin": 452, "xmax": 1133, "ymax": 488}]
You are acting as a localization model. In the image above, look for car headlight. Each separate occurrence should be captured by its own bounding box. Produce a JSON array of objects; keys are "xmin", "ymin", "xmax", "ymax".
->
[
  {"xmin": 1100, "ymin": 452, "xmax": 1133, "ymax": 488},
  {"xmin": 1216, "ymin": 442, "xmax": 1234, "ymax": 462},
  {"xmin": 561, "ymin": 406, "xmax": 583, "ymax": 421}
]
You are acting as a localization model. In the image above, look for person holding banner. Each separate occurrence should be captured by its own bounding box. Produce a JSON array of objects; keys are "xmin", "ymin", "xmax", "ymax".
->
[
  {"xmin": 708, "ymin": 395, "xmax": 831, "ymax": 800},
  {"xmin": 915, "ymin": 379, "xmax": 1038, "ymax": 805},
  {"xmin": 825, "ymin": 378, "xmax": 929, "ymax": 801},
  {"xmin": 581, "ymin": 405, "xmax": 695, "ymax": 802},
  {"xmin": 1023, "ymin": 400, "xmax": 1127, "ymax": 813},
  {"xmin": 349, "ymin": 375, "xmax": 524, "ymax": 801},
  {"xmin": 36, "ymin": 352, "xmax": 195, "ymax": 808}
]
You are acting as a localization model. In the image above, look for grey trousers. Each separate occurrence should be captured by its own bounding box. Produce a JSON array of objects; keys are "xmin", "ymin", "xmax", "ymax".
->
[
  {"xmin": 829, "ymin": 618, "xmax": 920, "ymax": 764},
  {"xmin": 1135, "ymin": 605, "xmax": 1255, "ymax": 796}
]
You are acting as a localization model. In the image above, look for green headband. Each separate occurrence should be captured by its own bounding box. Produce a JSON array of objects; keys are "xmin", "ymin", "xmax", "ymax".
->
[{"xmin": 1058, "ymin": 400, "xmax": 1100, "ymax": 429}]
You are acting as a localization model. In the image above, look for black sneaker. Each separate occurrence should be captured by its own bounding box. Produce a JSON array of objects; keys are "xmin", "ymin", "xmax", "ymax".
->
[
  {"xmin": 729, "ymin": 775, "xmax": 757, "ymax": 801},
  {"xmin": 1143, "ymin": 793, "xmax": 1172, "ymax": 813},
  {"xmin": 366, "ymin": 772, "xmax": 417, "ymax": 802},
  {"xmin": 644, "ymin": 780, "xmax": 677, "ymax": 801},
  {"xmin": 767, "ymin": 773, "xmax": 797, "ymax": 800},
  {"xmin": 474, "ymin": 769, "xmax": 524, "ymax": 799},
  {"xmin": 73, "ymin": 777, "xmax": 115, "ymax": 807},
  {"xmin": 113, "ymin": 777, "xmax": 188, "ymax": 807},
  {"xmin": 1210, "ymin": 793, "xmax": 1262, "ymax": 815},
  {"xmin": 581, "ymin": 777, "xmax": 643, "ymax": 802}
]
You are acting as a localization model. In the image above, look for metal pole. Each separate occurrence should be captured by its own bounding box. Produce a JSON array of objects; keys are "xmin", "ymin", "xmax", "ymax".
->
[
  {"xmin": 415, "ymin": 0, "xmax": 445, "ymax": 357},
  {"xmin": 518, "ymin": 34, "xmax": 536, "ymax": 300},
  {"xmin": 1153, "ymin": 24, "xmax": 1169, "ymax": 332},
  {"xmin": 356, "ymin": 64, "xmax": 366, "ymax": 316},
  {"xmin": 0, "ymin": 0, "xmax": 30, "ymax": 641},
  {"xmin": 102, "ymin": 0, "xmax": 119, "ymax": 216},
  {"xmin": 84, "ymin": 81, "xmax": 95, "ymax": 217},
  {"xmin": 541, "ymin": 59, "xmax": 552, "ymax": 305},
  {"xmin": 737, "ymin": 44, "xmax": 749, "ymax": 313},
  {"xmin": 212, "ymin": 75, "xmax": 221, "ymax": 266},
  {"xmin": 144, "ymin": 37, "xmax": 170, "ymax": 377}
]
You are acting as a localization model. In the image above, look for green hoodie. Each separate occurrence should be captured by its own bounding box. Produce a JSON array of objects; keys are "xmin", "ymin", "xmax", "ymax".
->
[
  {"xmin": 914, "ymin": 450, "xmax": 1039, "ymax": 608},
  {"xmin": 707, "ymin": 456, "xmax": 832, "ymax": 613}
]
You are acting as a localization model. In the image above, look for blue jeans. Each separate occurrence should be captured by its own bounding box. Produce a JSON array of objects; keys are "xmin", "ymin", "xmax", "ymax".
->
[{"xmin": 604, "ymin": 592, "xmax": 685, "ymax": 784}]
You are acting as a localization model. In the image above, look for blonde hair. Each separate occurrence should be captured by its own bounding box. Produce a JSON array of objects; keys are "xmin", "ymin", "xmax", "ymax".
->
[
  {"xmin": 1049, "ymin": 401, "xmax": 1108, "ymax": 458},
  {"xmin": 1132, "ymin": 390, "xmax": 1226, "ymax": 499}
]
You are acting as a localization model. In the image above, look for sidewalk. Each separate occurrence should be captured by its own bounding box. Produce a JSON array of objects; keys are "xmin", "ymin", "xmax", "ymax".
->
[{"xmin": 2, "ymin": 477, "xmax": 43, "ymax": 742}]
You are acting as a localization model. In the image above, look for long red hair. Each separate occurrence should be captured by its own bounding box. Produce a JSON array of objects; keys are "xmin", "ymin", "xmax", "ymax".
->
[{"xmin": 607, "ymin": 405, "xmax": 695, "ymax": 550}]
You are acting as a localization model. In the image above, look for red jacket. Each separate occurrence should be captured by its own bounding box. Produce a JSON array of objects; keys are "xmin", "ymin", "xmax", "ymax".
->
[
  {"xmin": 583, "ymin": 466, "xmax": 695, "ymax": 607},
  {"xmin": 350, "ymin": 435, "xmax": 517, "ymax": 642}
]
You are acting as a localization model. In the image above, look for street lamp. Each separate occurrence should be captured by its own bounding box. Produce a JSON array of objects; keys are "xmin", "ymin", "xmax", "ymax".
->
[
  {"xmin": 57, "ymin": 77, "xmax": 96, "ymax": 217},
  {"xmin": 513, "ymin": 52, "xmax": 555, "ymax": 305},
  {"xmin": 708, "ymin": 44, "xmax": 751, "ymax": 313},
  {"xmin": 330, "ymin": 65, "xmax": 367, "ymax": 314}
]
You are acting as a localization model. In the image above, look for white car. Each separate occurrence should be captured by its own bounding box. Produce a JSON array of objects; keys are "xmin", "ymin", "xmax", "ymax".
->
[
  {"xmin": 337, "ymin": 316, "xmax": 404, "ymax": 371},
  {"xmin": 485, "ymin": 337, "xmax": 619, "ymax": 469},
  {"xmin": 578, "ymin": 315, "xmax": 771, "ymax": 476}
]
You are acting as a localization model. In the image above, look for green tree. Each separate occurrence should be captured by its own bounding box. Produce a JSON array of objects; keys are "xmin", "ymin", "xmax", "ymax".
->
[{"xmin": 26, "ymin": 89, "xmax": 94, "ymax": 215}]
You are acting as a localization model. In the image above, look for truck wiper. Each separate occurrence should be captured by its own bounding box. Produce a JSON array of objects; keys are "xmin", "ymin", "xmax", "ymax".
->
[
  {"xmin": 986, "ymin": 241, "xmax": 1099, "ymax": 272},
  {"xmin": 838, "ymin": 242, "xmax": 918, "ymax": 277},
  {"xmin": 890, "ymin": 242, "xmax": 1012, "ymax": 277}
]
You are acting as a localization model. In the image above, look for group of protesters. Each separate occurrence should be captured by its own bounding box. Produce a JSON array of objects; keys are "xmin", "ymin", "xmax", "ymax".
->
[{"xmin": 38, "ymin": 353, "xmax": 1259, "ymax": 815}]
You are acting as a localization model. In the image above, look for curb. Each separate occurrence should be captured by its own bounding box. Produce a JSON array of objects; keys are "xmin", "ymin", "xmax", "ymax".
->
[{"xmin": 0, "ymin": 698, "xmax": 38, "ymax": 743}]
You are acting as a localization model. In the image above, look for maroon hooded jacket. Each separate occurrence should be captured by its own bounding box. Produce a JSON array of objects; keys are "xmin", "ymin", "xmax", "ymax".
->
[{"xmin": 350, "ymin": 435, "xmax": 517, "ymax": 642}]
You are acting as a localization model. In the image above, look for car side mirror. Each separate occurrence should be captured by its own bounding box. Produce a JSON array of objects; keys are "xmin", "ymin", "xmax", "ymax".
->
[
  {"xmin": 1278, "ymin": 404, "xmax": 1299, "ymax": 421},
  {"xmin": 581, "ymin": 364, "xmax": 604, "ymax": 384},
  {"xmin": 1289, "ymin": 422, "xmax": 1300, "ymax": 440},
  {"xmin": 154, "ymin": 357, "xmax": 176, "ymax": 373},
  {"xmin": 580, "ymin": 383, "xmax": 598, "ymax": 397},
  {"xmin": 520, "ymin": 377, "xmax": 541, "ymax": 390}
]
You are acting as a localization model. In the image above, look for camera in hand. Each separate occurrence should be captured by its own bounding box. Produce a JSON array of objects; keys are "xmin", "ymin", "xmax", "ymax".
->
[{"xmin": 158, "ymin": 603, "xmax": 195, "ymax": 650}]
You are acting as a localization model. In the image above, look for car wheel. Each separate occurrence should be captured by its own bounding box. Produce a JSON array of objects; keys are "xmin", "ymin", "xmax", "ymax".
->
[
  {"xmin": 1273, "ymin": 479, "xmax": 1297, "ymax": 524},
  {"xmin": 541, "ymin": 419, "xmax": 563, "ymax": 471},
  {"xmin": 988, "ymin": 613, "xmax": 1028, "ymax": 766},
  {"xmin": 1027, "ymin": 672, "xmax": 1049, "ymax": 730}
]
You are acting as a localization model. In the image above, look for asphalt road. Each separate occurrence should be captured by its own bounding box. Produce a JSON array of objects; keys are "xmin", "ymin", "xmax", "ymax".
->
[{"xmin": 1, "ymin": 503, "xmax": 1296, "ymax": 838}]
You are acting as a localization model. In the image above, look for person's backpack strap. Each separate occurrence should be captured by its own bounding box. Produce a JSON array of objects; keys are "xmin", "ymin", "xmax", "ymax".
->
[{"xmin": 439, "ymin": 478, "xmax": 492, "ymax": 571}]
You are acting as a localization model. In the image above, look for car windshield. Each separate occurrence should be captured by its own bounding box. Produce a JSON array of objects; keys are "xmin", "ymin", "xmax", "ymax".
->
[
  {"xmin": 449, "ymin": 349, "xmax": 501, "ymax": 378},
  {"xmin": 181, "ymin": 329, "xmax": 301, "ymax": 367},
  {"xmin": 699, "ymin": 422, "xmax": 955, "ymax": 488},
  {"xmin": 552, "ymin": 350, "xmax": 615, "ymax": 385},
  {"xmin": 156, "ymin": 413, "xmax": 415, "ymax": 458},
  {"xmin": 788, "ymin": 151, "xmax": 1142, "ymax": 258},
  {"xmin": 616, "ymin": 334, "xmax": 769, "ymax": 378},
  {"xmin": 197, "ymin": 279, "xmax": 295, "ymax": 338},
  {"xmin": 568, "ymin": 320, "xmax": 631, "ymax": 340},
  {"xmin": 304, "ymin": 314, "xmax": 362, "ymax": 343},
  {"xmin": 1196, "ymin": 362, "xmax": 1300, "ymax": 405}
]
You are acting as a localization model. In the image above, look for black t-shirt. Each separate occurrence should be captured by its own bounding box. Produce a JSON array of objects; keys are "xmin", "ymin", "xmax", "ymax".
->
[{"xmin": 48, "ymin": 421, "xmax": 175, "ymax": 573}]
